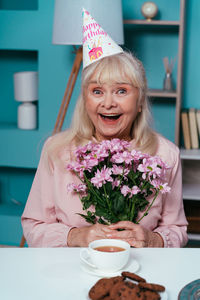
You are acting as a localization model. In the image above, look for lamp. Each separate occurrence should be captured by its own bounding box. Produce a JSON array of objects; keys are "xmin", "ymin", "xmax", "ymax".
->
[
  {"xmin": 14, "ymin": 71, "xmax": 38, "ymax": 130},
  {"xmin": 52, "ymin": 0, "xmax": 124, "ymax": 133}
]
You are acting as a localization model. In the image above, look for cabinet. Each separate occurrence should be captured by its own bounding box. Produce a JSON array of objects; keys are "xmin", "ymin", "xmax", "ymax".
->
[{"xmin": 181, "ymin": 149, "xmax": 200, "ymax": 242}]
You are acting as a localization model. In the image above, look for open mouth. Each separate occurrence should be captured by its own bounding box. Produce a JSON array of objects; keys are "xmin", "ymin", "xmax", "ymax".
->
[{"xmin": 99, "ymin": 114, "xmax": 122, "ymax": 120}]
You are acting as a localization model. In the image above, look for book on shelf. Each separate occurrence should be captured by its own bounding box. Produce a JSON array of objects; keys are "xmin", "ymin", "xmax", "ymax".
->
[
  {"xmin": 188, "ymin": 108, "xmax": 199, "ymax": 149},
  {"xmin": 196, "ymin": 109, "xmax": 200, "ymax": 137},
  {"xmin": 181, "ymin": 109, "xmax": 191, "ymax": 150}
]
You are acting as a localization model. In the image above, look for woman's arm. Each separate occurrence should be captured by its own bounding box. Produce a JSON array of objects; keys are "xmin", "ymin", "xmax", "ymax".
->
[
  {"xmin": 22, "ymin": 139, "xmax": 115, "ymax": 247},
  {"xmin": 21, "ymin": 139, "xmax": 71, "ymax": 247},
  {"xmin": 153, "ymin": 151, "xmax": 188, "ymax": 247}
]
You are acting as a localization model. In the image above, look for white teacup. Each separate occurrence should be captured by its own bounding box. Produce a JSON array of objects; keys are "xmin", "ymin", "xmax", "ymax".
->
[{"xmin": 80, "ymin": 239, "xmax": 130, "ymax": 272}]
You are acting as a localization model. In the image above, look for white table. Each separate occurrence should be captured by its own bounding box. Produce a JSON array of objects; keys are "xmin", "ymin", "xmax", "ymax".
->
[{"xmin": 0, "ymin": 248, "xmax": 199, "ymax": 299}]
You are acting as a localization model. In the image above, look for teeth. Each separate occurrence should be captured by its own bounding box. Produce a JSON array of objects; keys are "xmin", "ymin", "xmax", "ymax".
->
[
  {"xmin": 100, "ymin": 114, "xmax": 121, "ymax": 120},
  {"xmin": 100, "ymin": 114, "xmax": 120, "ymax": 117}
]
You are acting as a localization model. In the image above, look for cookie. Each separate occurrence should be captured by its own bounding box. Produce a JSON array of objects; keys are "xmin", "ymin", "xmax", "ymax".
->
[
  {"xmin": 138, "ymin": 282, "xmax": 165, "ymax": 292},
  {"xmin": 88, "ymin": 278, "xmax": 113, "ymax": 300},
  {"xmin": 110, "ymin": 276, "xmax": 125, "ymax": 285},
  {"xmin": 141, "ymin": 289, "xmax": 161, "ymax": 300},
  {"xmin": 121, "ymin": 271, "xmax": 146, "ymax": 283},
  {"xmin": 101, "ymin": 297, "xmax": 112, "ymax": 300},
  {"xmin": 110, "ymin": 280, "xmax": 139, "ymax": 300},
  {"xmin": 88, "ymin": 276, "xmax": 124, "ymax": 300}
]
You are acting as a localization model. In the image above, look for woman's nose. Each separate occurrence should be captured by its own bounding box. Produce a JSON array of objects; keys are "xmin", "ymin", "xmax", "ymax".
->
[{"xmin": 102, "ymin": 93, "xmax": 117, "ymax": 108}]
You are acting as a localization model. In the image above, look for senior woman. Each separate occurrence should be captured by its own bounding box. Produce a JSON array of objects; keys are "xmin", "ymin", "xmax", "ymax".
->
[{"xmin": 21, "ymin": 10, "xmax": 188, "ymax": 248}]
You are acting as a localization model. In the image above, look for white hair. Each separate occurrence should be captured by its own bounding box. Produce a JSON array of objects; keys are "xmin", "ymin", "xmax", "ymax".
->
[{"xmin": 47, "ymin": 51, "xmax": 158, "ymax": 165}]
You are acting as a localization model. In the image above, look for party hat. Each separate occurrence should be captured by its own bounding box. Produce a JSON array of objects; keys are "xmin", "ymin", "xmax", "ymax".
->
[{"xmin": 82, "ymin": 8, "xmax": 123, "ymax": 69}]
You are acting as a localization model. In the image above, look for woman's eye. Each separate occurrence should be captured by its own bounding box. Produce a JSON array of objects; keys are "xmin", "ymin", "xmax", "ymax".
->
[
  {"xmin": 117, "ymin": 88, "xmax": 127, "ymax": 94},
  {"xmin": 93, "ymin": 89, "xmax": 102, "ymax": 95}
]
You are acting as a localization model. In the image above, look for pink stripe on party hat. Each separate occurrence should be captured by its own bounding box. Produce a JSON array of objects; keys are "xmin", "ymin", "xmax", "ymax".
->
[{"xmin": 82, "ymin": 8, "xmax": 123, "ymax": 69}]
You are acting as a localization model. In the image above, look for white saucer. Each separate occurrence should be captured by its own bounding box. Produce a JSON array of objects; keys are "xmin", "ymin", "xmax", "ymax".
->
[
  {"xmin": 80, "ymin": 257, "xmax": 140, "ymax": 277},
  {"xmin": 161, "ymin": 291, "xmax": 168, "ymax": 300}
]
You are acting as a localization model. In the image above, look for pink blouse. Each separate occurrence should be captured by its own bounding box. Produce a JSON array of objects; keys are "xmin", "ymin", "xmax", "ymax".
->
[{"xmin": 21, "ymin": 134, "xmax": 188, "ymax": 247}]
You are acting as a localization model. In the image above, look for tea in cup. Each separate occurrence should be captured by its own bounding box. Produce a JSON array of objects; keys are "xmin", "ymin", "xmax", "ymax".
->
[{"xmin": 80, "ymin": 239, "xmax": 130, "ymax": 272}]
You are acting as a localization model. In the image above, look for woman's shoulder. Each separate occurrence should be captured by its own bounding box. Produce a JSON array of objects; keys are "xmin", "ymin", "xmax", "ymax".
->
[
  {"xmin": 155, "ymin": 133, "xmax": 180, "ymax": 166},
  {"xmin": 42, "ymin": 130, "xmax": 78, "ymax": 163},
  {"xmin": 44, "ymin": 130, "xmax": 93, "ymax": 163}
]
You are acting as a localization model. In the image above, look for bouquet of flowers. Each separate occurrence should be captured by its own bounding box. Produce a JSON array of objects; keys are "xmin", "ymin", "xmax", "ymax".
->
[{"xmin": 67, "ymin": 139, "xmax": 170, "ymax": 225}]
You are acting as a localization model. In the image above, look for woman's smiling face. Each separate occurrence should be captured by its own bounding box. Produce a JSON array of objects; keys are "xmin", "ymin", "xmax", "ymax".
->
[{"xmin": 84, "ymin": 78, "xmax": 141, "ymax": 141}]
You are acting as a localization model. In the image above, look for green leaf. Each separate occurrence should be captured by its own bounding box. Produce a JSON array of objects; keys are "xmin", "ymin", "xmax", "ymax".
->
[
  {"xmin": 95, "ymin": 205, "xmax": 110, "ymax": 219},
  {"xmin": 127, "ymin": 170, "xmax": 140, "ymax": 183},
  {"xmin": 112, "ymin": 194, "xmax": 125, "ymax": 214},
  {"xmin": 81, "ymin": 194, "xmax": 92, "ymax": 210},
  {"xmin": 77, "ymin": 211, "xmax": 96, "ymax": 224},
  {"xmin": 105, "ymin": 182, "xmax": 112, "ymax": 194},
  {"xmin": 98, "ymin": 217, "xmax": 109, "ymax": 225}
]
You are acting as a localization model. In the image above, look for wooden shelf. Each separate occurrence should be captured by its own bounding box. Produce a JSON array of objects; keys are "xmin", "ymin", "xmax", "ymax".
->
[
  {"xmin": 124, "ymin": 20, "xmax": 180, "ymax": 26},
  {"xmin": 183, "ymin": 183, "xmax": 200, "ymax": 201},
  {"xmin": 180, "ymin": 148, "xmax": 200, "ymax": 160},
  {"xmin": 188, "ymin": 233, "xmax": 200, "ymax": 241},
  {"xmin": 147, "ymin": 89, "xmax": 177, "ymax": 98}
]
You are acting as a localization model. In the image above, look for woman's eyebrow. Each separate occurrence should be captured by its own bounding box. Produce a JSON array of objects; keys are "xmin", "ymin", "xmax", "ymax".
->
[
  {"xmin": 115, "ymin": 82, "xmax": 132, "ymax": 85},
  {"xmin": 88, "ymin": 80, "xmax": 98, "ymax": 84},
  {"xmin": 88, "ymin": 81, "xmax": 132, "ymax": 85}
]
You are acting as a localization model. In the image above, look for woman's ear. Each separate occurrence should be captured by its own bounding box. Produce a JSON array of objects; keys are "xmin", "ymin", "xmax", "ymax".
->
[{"xmin": 138, "ymin": 106, "xmax": 142, "ymax": 113}]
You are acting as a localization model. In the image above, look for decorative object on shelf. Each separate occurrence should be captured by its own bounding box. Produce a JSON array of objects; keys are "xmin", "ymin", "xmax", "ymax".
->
[
  {"xmin": 141, "ymin": 2, "xmax": 158, "ymax": 21},
  {"xmin": 14, "ymin": 71, "xmax": 38, "ymax": 130},
  {"xmin": 162, "ymin": 56, "xmax": 176, "ymax": 92},
  {"xmin": 52, "ymin": 0, "xmax": 124, "ymax": 133}
]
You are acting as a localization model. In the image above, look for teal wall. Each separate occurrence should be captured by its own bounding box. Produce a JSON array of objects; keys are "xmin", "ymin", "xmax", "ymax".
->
[
  {"xmin": 0, "ymin": 0, "xmax": 199, "ymax": 245},
  {"xmin": 183, "ymin": 0, "xmax": 200, "ymax": 109}
]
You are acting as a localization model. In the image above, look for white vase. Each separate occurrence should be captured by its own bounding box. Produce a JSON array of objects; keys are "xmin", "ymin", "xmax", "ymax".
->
[{"xmin": 17, "ymin": 102, "xmax": 37, "ymax": 130}]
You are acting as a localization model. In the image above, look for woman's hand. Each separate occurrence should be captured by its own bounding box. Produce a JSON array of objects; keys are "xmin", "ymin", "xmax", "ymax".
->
[
  {"xmin": 67, "ymin": 221, "xmax": 164, "ymax": 247},
  {"xmin": 106, "ymin": 221, "xmax": 164, "ymax": 248},
  {"xmin": 67, "ymin": 223, "xmax": 116, "ymax": 247}
]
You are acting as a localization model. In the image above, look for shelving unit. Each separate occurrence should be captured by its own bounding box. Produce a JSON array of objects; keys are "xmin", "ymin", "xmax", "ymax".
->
[
  {"xmin": 124, "ymin": 1, "xmax": 200, "ymax": 244},
  {"xmin": 0, "ymin": 49, "xmax": 38, "ymax": 129},
  {"xmin": 124, "ymin": 0, "xmax": 185, "ymax": 145}
]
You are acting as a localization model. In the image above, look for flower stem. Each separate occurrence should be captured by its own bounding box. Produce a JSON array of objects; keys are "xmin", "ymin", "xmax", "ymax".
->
[
  {"xmin": 116, "ymin": 163, "xmax": 126, "ymax": 192},
  {"xmin": 103, "ymin": 184, "xmax": 111, "ymax": 210},
  {"xmin": 129, "ymin": 197, "xmax": 135, "ymax": 222},
  {"xmin": 136, "ymin": 190, "xmax": 159, "ymax": 224},
  {"xmin": 83, "ymin": 173, "xmax": 105, "ymax": 205}
]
